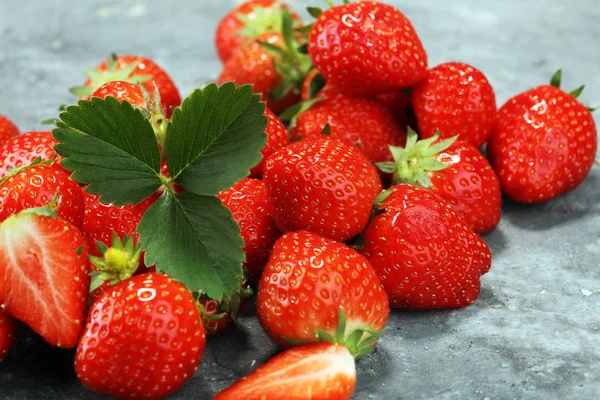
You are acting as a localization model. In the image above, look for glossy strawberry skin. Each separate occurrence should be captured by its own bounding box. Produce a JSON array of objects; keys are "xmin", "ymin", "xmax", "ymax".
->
[
  {"xmin": 0, "ymin": 114, "xmax": 19, "ymax": 147},
  {"xmin": 257, "ymin": 231, "xmax": 389, "ymax": 348},
  {"xmin": 487, "ymin": 85, "xmax": 597, "ymax": 203},
  {"xmin": 215, "ymin": 343, "xmax": 356, "ymax": 400},
  {"xmin": 0, "ymin": 310, "xmax": 17, "ymax": 361},
  {"xmin": 308, "ymin": 1, "xmax": 428, "ymax": 97},
  {"xmin": 218, "ymin": 32, "xmax": 299, "ymax": 114},
  {"xmin": 429, "ymin": 140, "xmax": 502, "ymax": 234},
  {"xmin": 0, "ymin": 212, "xmax": 90, "ymax": 348},
  {"xmin": 0, "ymin": 164, "xmax": 85, "ymax": 227},
  {"xmin": 264, "ymin": 139, "xmax": 382, "ymax": 242},
  {"xmin": 76, "ymin": 273, "xmax": 206, "ymax": 400},
  {"xmin": 198, "ymin": 297, "xmax": 235, "ymax": 337},
  {"xmin": 413, "ymin": 62, "xmax": 497, "ymax": 148},
  {"xmin": 218, "ymin": 178, "xmax": 280, "ymax": 282},
  {"xmin": 291, "ymin": 92, "xmax": 407, "ymax": 164},
  {"xmin": 90, "ymin": 80, "xmax": 145, "ymax": 106},
  {"xmin": 0, "ymin": 131, "xmax": 64, "ymax": 178},
  {"xmin": 251, "ymin": 107, "xmax": 289, "ymax": 177},
  {"xmin": 362, "ymin": 185, "xmax": 492, "ymax": 310}
]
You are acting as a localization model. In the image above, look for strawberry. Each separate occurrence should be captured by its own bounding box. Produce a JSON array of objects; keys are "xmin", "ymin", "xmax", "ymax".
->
[
  {"xmin": 377, "ymin": 129, "xmax": 501, "ymax": 234},
  {"xmin": 257, "ymin": 230, "xmax": 389, "ymax": 356},
  {"xmin": 412, "ymin": 62, "xmax": 497, "ymax": 148},
  {"xmin": 71, "ymin": 54, "xmax": 181, "ymax": 117},
  {"xmin": 90, "ymin": 80, "xmax": 145, "ymax": 106},
  {"xmin": 0, "ymin": 114, "xmax": 19, "ymax": 147},
  {"xmin": 76, "ymin": 273, "xmax": 206, "ymax": 400},
  {"xmin": 0, "ymin": 207, "xmax": 90, "ymax": 347},
  {"xmin": 264, "ymin": 138, "xmax": 382, "ymax": 242},
  {"xmin": 217, "ymin": 178, "xmax": 280, "ymax": 282},
  {"xmin": 0, "ymin": 310, "xmax": 17, "ymax": 361},
  {"xmin": 361, "ymin": 185, "xmax": 492, "ymax": 310},
  {"xmin": 215, "ymin": 0, "xmax": 300, "ymax": 64},
  {"xmin": 291, "ymin": 91, "xmax": 407, "ymax": 164},
  {"xmin": 487, "ymin": 70, "xmax": 597, "ymax": 203},
  {"xmin": 0, "ymin": 131, "xmax": 64, "ymax": 178},
  {"xmin": 308, "ymin": 1, "xmax": 428, "ymax": 97},
  {"xmin": 196, "ymin": 283, "xmax": 252, "ymax": 337},
  {"xmin": 0, "ymin": 161, "xmax": 85, "ymax": 227},
  {"xmin": 215, "ymin": 342, "xmax": 356, "ymax": 400},
  {"xmin": 251, "ymin": 107, "xmax": 288, "ymax": 177}
]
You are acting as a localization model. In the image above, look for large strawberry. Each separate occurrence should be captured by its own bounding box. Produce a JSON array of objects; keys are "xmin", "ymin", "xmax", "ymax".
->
[
  {"xmin": 487, "ymin": 70, "xmax": 597, "ymax": 203},
  {"xmin": 0, "ymin": 131, "xmax": 63, "ymax": 177},
  {"xmin": 0, "ymin": 310, "xmax": 17, "ymax": 361},
  {"xmin": 0, "ymin": 161, "xmax": 85, "ymax": 227},
  {"xmin": 76, "ymin": 273, "xmax": 206, "ymax": 400},
  {"xmin": 0, "ymin": 114, "xmax": 19, "ymax": 147},
  {"xmin": 377, "ymin": 129, "xmax": 501, "ymax": 234},
  {"xmin": 257, "ymin": 231, "xmax": 389, "ymax": 356},
  {"xmin": 71, "ymin": 54, "xmax": 181, "ymax": 117},
  {"xmin": 264, "ymin": 138, "xmax": 382, "ymax": 242},
  {"xmin": 412, "ymin": 62, "xmax": 497, "ymax": 148},
  {"xmin": 215, "ymin": 342, "xmax": 356, "ymax": 400},
  {"xmin": 0, "ymin": 206, "xmax": 90, "ymax": 347},
  {"xmin": 217, "ymin": 178, "xmax": 280, "ymax": 282},
  {"xmin": 215, "ymin": 0, "xmax": 300, "ymax": 64},
  {"xmin": 251, "ymin": 107, "xmax": 288, "ymax": 177},
  {"xmin": 361, "ymin": 185, "xmax": 492, "ymax": 310},
  {"xmin": 308, "ymin": 1, "xmax": 428, "ymax": 97}
]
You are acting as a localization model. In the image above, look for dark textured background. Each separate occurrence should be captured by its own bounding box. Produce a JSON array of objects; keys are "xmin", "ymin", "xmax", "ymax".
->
[{"xmin": 0, "ymin": 1, "xmax": 599, "ymax": 399}]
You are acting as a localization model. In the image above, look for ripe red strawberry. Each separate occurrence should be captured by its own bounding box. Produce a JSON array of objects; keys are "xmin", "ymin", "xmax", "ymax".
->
[
  {"xmin": 377, "ymin": 129, "xmax": 501, "ymax": 234},
  {"xmin": 487, "ymin": 70, "xmax": 597, "ymax": 203},
  {"xmin": 215, "ymin": 0, "xmax": 300, "ymax": 64},
  {"xmin": 76, "ymin": 273, "xmax": 206, "ymax": 400},
  {"xmin": 217, "ymin": 178, "xmax": 280, "ymax": 282},
  {"xmin": 412, "ymin": 62, "xmax": 497, "ymax": 148},
  {"xmin": 71, "ymin": 54, "xmax": 181, "ymax": 117},
  {"xmin": 0, "ymin": 162, "xmax": 85, "ymax": 227},
  {"xmin": 257, "ymin": 230, "xmax": 389, "ymax": 355},
  {"xmin": 264, "ymin": 139, "xmax": 382, "ymax": 242},
  {"xmin": 90, "ymin": 80, "xmax": 145, "ymax": 106},
  {"xmin": 81, "ymin": 191, "xmax": 157, "ymax": 257},
  {"xmin": 0, "ymin": 131, "xmax": 64, "ymax": 178},
  {"xmin": 0, "ymin": 208, "xmax": 90, "ymax": 347},
  {"xmin": 251, "ymin": 107, "xmax": 288, "ymax": 177},
  {"xmin": 0, "ymin": 310, "xmax": 17, "ymax": 361},
  {"xmin": 215, "ymin": 342, "xmax": 356, "ymax": 400},
  {"xmin": 308, "ymin": 1, "xmax": 428, "ymax": 97},
  {"xmin": 361, "ymin": 185, "xmax": 492, "ymax": 310},
  {"xmin": 291, "ymin": 91, "xmax": 407, "ymax": 164},
  {"xmin": 196, "ymin": 284, "xmax": 252, "ymax": 337},
  {"xmin": 0, "ymin": 114, "xmax": 19, "ymax": 147}
]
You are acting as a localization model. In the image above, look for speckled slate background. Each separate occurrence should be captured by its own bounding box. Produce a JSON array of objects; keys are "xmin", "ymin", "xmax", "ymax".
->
[{"xmin": 0, "ymin": 0, "xmax": 599, "ymax": 399}]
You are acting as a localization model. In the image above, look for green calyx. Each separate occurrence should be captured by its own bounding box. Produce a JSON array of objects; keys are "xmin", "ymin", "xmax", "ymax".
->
[
  {"xmin": 1, "ymin": 156, "xmax": 57, "ymax": 186},
  {"xmin": 194, "ymin": 283, "xmax": 253, "ymax": 333},
  {"xmin": 237, "ymin": 3, "xmax": 291, "ymax": 45},
  {"xmin": 549, "ymin": 69, "xmax": 596, "ymax": 111},
  {"xmin": 69, "ymin": 53, "xmax": 151, "ymax": 98},
  {"xmin": 377, "ymin": 128, "xmax": 458, "ymax": 188},
  {"xmin": 138, "ymin": 85, "xmax": 169, "ymax": 149},
  {"xmin": 89, "ymin": 233, "xmax": 142, "ymax": 294}
]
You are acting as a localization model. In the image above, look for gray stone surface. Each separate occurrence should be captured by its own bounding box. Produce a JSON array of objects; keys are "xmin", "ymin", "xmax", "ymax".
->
[{"xmin": 0, "ymin": 0, "xmax": 599, "ymax": 399}]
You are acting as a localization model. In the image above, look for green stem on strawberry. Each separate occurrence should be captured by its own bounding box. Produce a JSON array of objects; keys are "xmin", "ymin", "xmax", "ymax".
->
[{"xmin": 89, "ymin": 233, "xmax": 142, "ymax": 294}]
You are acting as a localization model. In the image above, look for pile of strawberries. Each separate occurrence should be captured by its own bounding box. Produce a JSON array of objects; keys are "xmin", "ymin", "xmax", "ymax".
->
[{"xmin": 0, "ymin": 1, "xmax": 597, "ymax": 399}]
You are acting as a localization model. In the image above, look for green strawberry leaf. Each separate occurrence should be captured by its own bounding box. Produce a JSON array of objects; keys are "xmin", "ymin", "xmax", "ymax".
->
[
  {"xmin": 165, "ymin": 83, "xmax": 267, "ymax": 196},
  {"xmin": 52, "ymin": 97, "xmax": 163, "ymax": 205},
  {"xmin": 137, "ymin": 190, "xmax": 245, "ymax": 299}
]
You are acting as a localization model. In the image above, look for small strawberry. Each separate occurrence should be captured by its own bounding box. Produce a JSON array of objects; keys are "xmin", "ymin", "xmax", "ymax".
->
[
  {"xmin": 0, "ymin": 310, "xmax": 17, "ymax": 361},
  {"xmin": 0, "ymin": 206, "xmax": 90, "ymax": 347},
  {"xmin": 76, "ymin": 273, "xmax": 206, "ymax": 400},
  {"xmin": 70, "ymin": 54, "xmax": 181, "ymax": 117},
  {"xmin": 377, "ymin": 129, "xmax": 501, "ymax": 234},
  {"xmin": 264, "ymin": 138, "xmax": 382, "ymax": 242},
  {"xmin": 0, "ymin": 131, "xmax": 64, "ymax": 178},
  {"xmin": 251, "ymin": 107, "xmax": 288, "ymax": 177},
  {"xmin": 487, "ymin": 70, "xmax": 597, "ymax": 203},
  {"xmin": 361, "ymin": 185, "xmax": 492, "ymax": 310},
  {"xmin": 0, "ymin": 161, "xmax": 85, "ymax": 227},
  {"xmin": 290, "ymin": 91, "xmax": 407, "ymax": 164},
  {"xmin": 214, "ymin": 342, "xmax": 356, "ymax": 400},
  {"xmin": 217, "ymin": 178, "xmax": 280, "ymax": 282},
  {"xmin": 0, "ymin": 114, "xmax": 19, "ymax": 147},
  {"xmin": 308, "ymin": 1, "xmax": 428, "ymax": 97},
  {"xmin": 257, "ymin": 230, "xmax": 389, "ymax": 356},
  {"xmin": 412, "ymin": 62, "xmax": 497, "ymax": 148},
  {"xmin": 215, "ymin": 0, "xmax": 301, "ymax": 64},
  {"xmin": 196, "ymin": 284, "xmax": 252, "ymax": 337}
]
